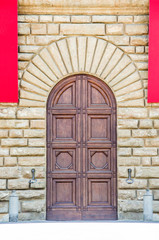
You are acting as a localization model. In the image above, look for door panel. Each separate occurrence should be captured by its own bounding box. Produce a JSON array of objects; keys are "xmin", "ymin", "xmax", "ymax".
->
[{"xmin": 47, "ymin": 74, "xmax": 117, "ymax": 220}]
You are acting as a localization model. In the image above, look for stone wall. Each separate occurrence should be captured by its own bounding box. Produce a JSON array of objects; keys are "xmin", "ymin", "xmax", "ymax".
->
[{"xmin": 0, "ymin": 1, "xmax": 159, "ymax": 222}]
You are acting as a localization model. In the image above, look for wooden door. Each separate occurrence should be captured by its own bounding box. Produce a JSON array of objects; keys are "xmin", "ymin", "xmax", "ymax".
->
[{"xmin": 47, "ymin": 74, "xmax": 117, "ymax": 220}]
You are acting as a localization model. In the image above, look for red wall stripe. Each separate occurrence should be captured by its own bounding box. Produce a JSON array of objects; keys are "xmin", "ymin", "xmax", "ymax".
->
[
  {"xmin": 0, "ymin": 1, "xmax": 18, "ymax": 103},
  {"xmin": 148, "ymin": 0, "xmax": 159, "ymax": 103}
]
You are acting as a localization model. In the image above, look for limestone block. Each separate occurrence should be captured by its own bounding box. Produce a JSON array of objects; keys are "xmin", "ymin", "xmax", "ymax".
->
[
  {"xmin": 129, "ymin": 54, "xmax": 148, "ymax": 62},
  {"xmin": 35, "ymin": 36, "xmax": 62, "ymax": 45},
  {"xmin": 18, "ymin": 212, "xmax": 45, "ymax": 221},
  {"xmin": 21, "ymin": 80, "xmax": 48, "ymax": 97},
  {"xmin": 92, "ymin": 16, "xmax": 117, "ymax": 23},
  {"xmin": 20, "ymin": 90, "xmax": 46, "ymax": 102},
  {"xmin": 0, "ymin": 149, "xmax": 9, "ymax": 156},
  {"xmin": 118, "ymin": 138, "xmax": 143, "ymax": 147},
  {"xmin": 31, "ymin": 24, "xmax": 46, "ymax": 34},
  {"xmin": 118, "ymin": 129, "xmax": 131, "ymax": 138},
  {"xmin": 48, "ymin": 24, "xmax": 59, "ymax": 34},
  {"xmin": 133, "ymin": 148, "xmax": 157, "ymax": 156},
  {"xmin": 135, "ymin": 62, "xmax": 148, "ymax": 70},
  {"xmin": 154, "ymin": 191, "xmax": 159, "ymax": 200},
  {"xmin": 24, "ymin": 130, "xmax": 45, "ymax": 138},
  {"xmin": 54, "ymin": 16, "xmax": 70, "ymax": 23},
  {"xmin": 60, "ymin": 24, "xmax": 105, "ymax": 35},
  {"xmin": 0, "ymin": 130, "xmax": 8, "ymax": 138},
  {"xmin": 17, "ymin": 108, "xmax": 45, "ymax": 119},
  {"xmin": 8, "ymin": 179, "xmax": 29, "ymax": 190},
  {"xmin": 142, "ymin": 157, "xmax": 151, "ymax": 166},
  {"xmin": 153, "ymin": 202, "xmax": 159, "ymax": 213},
  {"xmin": 119, "ymin": 212, "xmax": 143, "ymax": 221},
  {"xmin": 0, "ymin": 158, "xmax": 3, "ymax": 166},
  {"xmin": 0, "ymin": 108, "xmax": 16, "ymax": 118},
  {"xmin": 154, "ymin": 120, "xmax": 159, "ymax": 129},
  {"xmin": 118, "ymin": 190, "xmax": 136, "ymax": 200},
  {"xmin": 149, "ymin": 109, "xmax": 159, "ymax": 119},
  {"xmin": 119, "ymin": 200, "xmax": 143, "ymax": 212},
  {"xmin": 0, "ymin": 202, "xmax": 8, "ymax": 213},
  {"xmin": 30, "ymin": 120, "xmax": 45, "ymax": 129},
  {"xmin": 18, "ymin": 157, "xmax": 45, "ymax": 166},
  {"xmin": 0, "ymin": 167, "xmax": 19, "ymax": 179},
  {"xmin": 118, "ymin": 179, "xmax": 147, "ymax": 189},
  {"xmin": 125, "ymin": 24, "xmax": 148, "ymax": 35},
  {"xmin": 118, "ymin": 108, "xmax": 148, "ymax": 119},
  {"xmin": 30, "ymin": 179, "xmax": 45, "ymax": 189},
  {"xmin": 71, "ymin": 16, "xmax": 91, "ymax": 23},
  {"xmin": 26, "ymin": 36, "xmax": 35, "ymax": 45},
  {"xmin": 17, "ymin": 190, "xmax": 45, "ymax": 200},
  {"xmin": 130, "ymin": 36, "xmax": 148, "ymax": 46},
  {"xmin": 120, "ymin": 46, "xmax": 135, "ymax": 53},
  {"xmin": 132, "ymin": 129, "xmax": 157, "ymax": 138},
  {"xmin": 18, "ymin": 61, "xmax": 28, "ymax": 70},
  {"xmin": 0, "ymin": 120, "xmax": 29, "ymax": 129},
  {"xmin": 118, "ymin": 119, "xmax": 138, "ymax": 129},
  {"xmin": 18, "ymin": 36, "xmax": 26, "ymax": 45},
  {"xmin": 0, "ymin": 180, "xmax": 6, "ymax": 190},
  {"xmin": 0, "ymin": 191, "xmax": 10, "ymax": 201},
  {"xmin": 18, "ymin": 53, "xmax": 34, "ymax": 61},
  {"xmin": 9, "ymin": 130, "xmax": 23, "ymax": 138},
  {"xmin": 22, "ymin": 200, "xmax": 45, "ymax": 212},
  {"xmin": 19, "ymin": 100, "xmax": 45, "ymax": 107},
  {"xmin": 118, "ymin": 157, "xmax": 141, "ymax": 166},
  {"xmin": 118, "ymin": 16, "xmax": 133, "ymax": 23},
  {"xmin": 118, "ymin": 167, "xmax": 134, "ymax": 178},
  {"xmin": 18, "ymin": 23, "xmax": 30, "ymax": 35},
  {"xmin": 152, "ymin": 157, "xmax": 159, "ymax": 166},
  {"xmin": 149, "ymin": 179, "xmax": 159, "ymax": 188},
  {"xmin": 136, "ymin": 167, "xmax": 159, "ymax": 178},
  {"xmin": 145, "ymin": 139, "xmax": 159, "ymax": 147},
  {"xmin": 106, "ymin": 24, "xmax": 124, "ymax": 35},
  {"xmin": 139, "ymin": 119, "xmax": 153, "ymax": 129},
  {"xmin": 118, "ymin": 148, "xmax": 131, "ymax": 156},
  {"xmin": 10, "ymin": 148, "xmax": 45, "ymax": 156},
  {"xmin": 136, "ymin": 46, "xmax": 145, "ymax": 53},
  {"xmin": 21, "ymin": 167, "xmax": 45, "ymax": 178},
  {"xmin": 1, "ymin": 139, "xmax": 27, "ymax": 147},
  {"xmin": 4, "ymin": 157, "xmax": 17, "ymax": 166},
  {"xmin": 19, "ymin": 45, "xmax": 41, "ymax": 53},
  {"xmin": 40, "ymin": 15, "xmax": 52, "ymax": 22},
  {"xmin": 103, "ymin": 36, "xmax": 129, "ymax": 46},
  {"xmin": 18, "ymin": 15, "xmax": 39, "ymax": 23},
  {"xmin": 28, "ymin": 139, "xmax": 45, "ymax": 147},
  {"xmin": 134, "ymin": 15, "xmax": 149, "ymax": 23}
]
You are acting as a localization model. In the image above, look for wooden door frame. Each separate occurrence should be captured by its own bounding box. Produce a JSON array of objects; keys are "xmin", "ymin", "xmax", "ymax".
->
[{"xmin": 46, "ymin": 74, "xmax": 117, "ymax": 220}]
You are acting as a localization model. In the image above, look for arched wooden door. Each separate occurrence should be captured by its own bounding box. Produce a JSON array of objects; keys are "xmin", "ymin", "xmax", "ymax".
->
[{"xmin": 46, "ymin": 74, "xmax": 117, "ymax": 220}]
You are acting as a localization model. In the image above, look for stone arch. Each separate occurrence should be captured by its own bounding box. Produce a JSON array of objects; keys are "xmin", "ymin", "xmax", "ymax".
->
[{"xmin": 20, "ymin": 36, "xmax": 144, "ymax": 107}]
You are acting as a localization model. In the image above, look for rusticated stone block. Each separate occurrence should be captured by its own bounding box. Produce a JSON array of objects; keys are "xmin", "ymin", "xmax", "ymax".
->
[
  {"xmin": 0, "ymin": 202, "xmax": 8, "ymax": 213},
  {"xmin": 0, "ymin": 108, "xmax": 16, "ymax": 118},
  {"xmin": 125, "ymin": 24, "xmax": 148, "ymax": 35},
  {"xmin": 118, "ymin": 179, "xmax": 147, "ymax": 189},
  {"xmin": 30, "ymin": 120, "xmax": 45, "ymax": 129},
  {"xmin": 4, "ymin": 157, "xmax": 17, "ymax": 166},
  {"xmin": 60, "ymin": 24, "xmax": 105, "ymax": 35},
  {"xmin": 0, "ymin": 149, "xmax": 9, "ymax": 156},
  {"xmin": 136, "ymin": 167, "xmax": 159, "ymax": 178},
  {"xmin": 118, "ymin": 119, "xmax": 138, "ymax": 129},
  {"xmin": 152, "ymin": 157, "xmax": 159, "ymax": 166},
  {"xmin": 139, "ymin": 119, "xmax": 153, "ymax": 129},
  {"xmin": 17, "ymin": 108, "xmax": 45, "ymax": 119},
  {"xmin": 0, "ymin": 120, "xmax": 29, "ymax": 129},
  {"xmin": 8, "ymin": 179, "xmax": 29, "ymax": 190},
  {"xmin": 119, "ymin": 200, "xmax": 143, "ymax": 212},
  {"xmin": 118, "ymin": 190, "xmax": 136, "ymax": 200},
  {"xmin": 24, "ymin": 130, "xmax": 45, "ymax": 138},
  {"xmin": 149, "ymin": 179, "xmax": 159, "ymax": 188},
  {"xmin": 118, "ymin": 108, "xmax": 148, "ymax": 119},
  {"xmin": 0, "ymin": 180, "xmax": 6, "ymax": 190},
  {"xmin": 118, "ymin": 167, "xmax": 134, "ymax": 178},
  {"xmin": 21, "ymin": 200, "xmax": 45, "ymax": 212},
  {"xmin": 18, "ymin": 23, "xmax": 30, "ymax": 35},
  {"xmin": 132, "ymin": 129, "xmax": 157, "ymax": 138},
  {"xmin": 1, "ymin": 139, "xmax": 27, "ymax": 147},
  {"xmin": 18, "ymin": 157, "xmax": 45, "ymax": 166},
  {"xmin": 31, "ymin": 24, "xmax": 46, "ymax": 35},
  {"xmin": 133, "ymin": 148, "xmax": 157, "ymax": 156},
  {"xmin": 17, "ymin": 190, "xmax": 45, "ymax": 200},
  {"xmin": 0, "ymin": 130, "xmax": 8, "ymax": 138},
  {"xmin": 118, "ymin": 138, "xmax": 144, "ymax": 147},
  {"xmin": 0, "ymin": 167, "xmax": 19, "ymax": 179},
  {"xmin": 10, "ymin": 148, "xmax": 45, "ymax": 156},
  {"xmin": 21, "ymin": 167, "xmax": 45, "ymax": 178},
  {"xmin": 9, "ymin": 130, "xmax": 23, "ymax": 138},
  {"xmin": 118, "ymin": 157, "xmax": 141, "ymax": 166},
  {"xmin": 106, "ymin": 24, "xmax": 124, "ymax": 35}
]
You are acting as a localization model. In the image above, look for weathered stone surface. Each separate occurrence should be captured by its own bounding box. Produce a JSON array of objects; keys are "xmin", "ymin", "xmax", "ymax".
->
[
  {"xmin": 118, "ymin": 179, "xmax": 147, "ymax": 189},
  {"xmin": 18, "ymin": 157, "xmax": 45, "ymax": 166},
  {"xmin": 118, "ymin": 190, "xmax": 136, "ymax": 200},
  {"xmin": 103, "ymin": 36, "xmax": 129, "ymax": 45},
  {"xmin": 24, "ymin": 130, "xmax": 45, "ymax": 138},
  {"xmin": 133, "ymin": 148, "xmax": 157, "ymax": 156},
  {"xmin": 154, "ymin": 191, "xmax": 159, "ymax": 200},
  {"xmin": 149, "ymin": 109, "xmax": 159, "ymax": 119},
  {"xmin": 118, "ymin": 212, "xmax": 143, "ymax": 221},
  {"xmin": 17, "ymin": 190, "xmax": 45, "ymax": 200},
  {"xmin": 18, "ymin": 212, "xmax": 45, "ymax": 221},
  {"xmin": 28, "ymin": 139, "xmax": 45, "ymax": 146},
  {"xmin": 154, "ymin": 120, "xmax": 159, "ymax": 129},
  {"xmin": 118, "ymin": 129, "xmax": 131, "ymax": 138},
  {"xmin": 1, "ymin": 139, "xmax": 27, "ymax": 147},
  {"xmin": 54, "ymin": 15, "xmax": 70, "ymax": 23},
  {"xmin": 125, "ymin": 24, "xmax": 148, "ymax": 35},
  {"xmin": 118, "ymin": 148, "xmax": 131, "ymax": 156},
  {"xmin": 136, "ymin": 167, "xmax": 159, "ymax": 178},
  {"xmin": 0, "ymin": 158, "xmax": 3, "ymax": 166},
  {"xmin": 118, "ymin": 138, "xmax": 143, "ymax": 147},
  {"xmin": 119, "ymin": 200, "xmax": 143, "ymax": 212},
  {"xmin": 10, "ymin": 148, "xmax": 45, "ymax": 156},
  {"xmin": 21, "ymin": 167, "xmax": 45, "ymax": 178},
  {"xmin": 30, "ymin": 120, "xmax": 45, "ymax": 129},
  {"xmin": 0, "ymin": 202, "xmax": 8, "ymax": 213},
  {"xmin": 0, "ymin": 191, "xmax": 10, "ymax": 201},
  {"xmin": 30, "ymin": 179, "xmax": 46, "ymax": 189},
  {"xmin": 17, "ymin": 108, "xmax": 45, "ymax": 119},
  {"xmin": 40, "ymin": 15, "xmax": 53, "ymax": 22},
  {"xmin": 9, "ymin": 130, "xmax": 23, "ymax": 138},
  {"xmin": 18, "ymin": 23, "xmax": 30, "ymax": 35},
  {"xmin": 137, "ymin": 190, "xmax": 146, "ymax": 200},
  {"xmin": 18, "ymin": 15, "xmax": 39, "ymax": 23},
  {"xmin": 145, "ymin": 139, "xmax": 159, "ymax": 147},
  {"xmin": 118, "ymin": 16, "xmax": 133, "ymax": 23},
  {"xmin": 4, "ymin": 157, "xmax": 17, "ymax": 166},
  {"xmin": 139, "ymin": 119, "xmax": 153, "ymax": 129},
  {"xmin": 118, "ymin": 167, "xmax": 134, "ymax": 178},
  {"xmin": 0, "ymin": 148, "xmax": 9, "ymax": 156},
  {"xmin": 130, "ymin": 36, "xmax": 148, "ymax": 46},
  {"xmin": 142, "ymin": 157, "xmax": 151, "ymax": 166},
  {"xmin": 0, "ymin": 180, "xmax": 6, "ymax": 190},
  {"xmin": 132, "ymin": 129, "xmax": 157, "ymax": 138},
  {"xmin": 0, "ymin": 167, "xmax": 19, "ymax": 179},
  {"xmin": 0, "ymin": 130, "xmax": 8, "ymax": 138},
  {"xmin": 118, "ymin": 157, "xmax": 141, "ymax": 166},
  {"xmin": 118, "ymin": 108, "xmax": 148, "ymax": 119},
  {"xmin": 152, "ymin": 157, "xmax": 159, "ymax": 166},
  {"xmin": 31, "ymin": 24, "xmax": 46, "ymax": 34},
  {"xmin": 21, "ymin": 200, "xmax": 45, "ymax": 212},
  {"xmin": 149, "ymin": 179, "xmax": 159, "ymax": 188},
  {"xmin": 48, "ymin": 24, "xmax": 59, "ymax": 34},
  {"xmin": 134, "ymin": 15, "xmax": 149, "ymax": 23},
  {"xmin": 93, "ymin": 16, "xmax": 117, "ymax": 23},
  {"xmin": 106, "ymin": 24, "xmax": 124, "ymax": 35},
  {"xmin": 0, "ymin": 108, "xmax": 16, "ymax": 118},
  {"xmin": 0, "ymin": 120, "xmax": 29, "ymax": 129},
  {"xmin": 118, "ymin": 119, "xmax": 138, "ymax": 129},
  {"xmin": 8, "ymin": 179, "xmax": 29, "ymax": 190},
  {"xmin": 60, "ymin": 24, "xmax": 105, "ymax": 35}
]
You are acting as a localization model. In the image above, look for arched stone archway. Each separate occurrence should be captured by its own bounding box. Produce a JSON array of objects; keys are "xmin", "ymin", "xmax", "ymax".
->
[{"xmin": 20, "ymin": 36, "xmax": 144, "ymax": 108}]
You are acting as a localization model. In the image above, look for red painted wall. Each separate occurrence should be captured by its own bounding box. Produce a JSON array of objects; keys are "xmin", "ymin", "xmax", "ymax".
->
[{"xmin": 0, "ymin": 1, "xmax": 18, "ymax": 102}]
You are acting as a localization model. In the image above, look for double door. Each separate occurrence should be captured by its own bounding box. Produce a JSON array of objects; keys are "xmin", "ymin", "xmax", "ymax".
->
[{"xmin": 47, "ymin": 74, "xmax": 117, "ymax": 220}]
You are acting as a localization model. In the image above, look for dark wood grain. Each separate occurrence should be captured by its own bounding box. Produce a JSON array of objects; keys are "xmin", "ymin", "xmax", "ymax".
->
[{"xmin": 46, "ymin": 74, "xmax": 117, "ymax": 220}]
